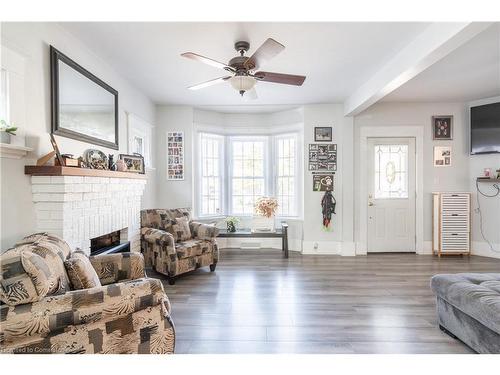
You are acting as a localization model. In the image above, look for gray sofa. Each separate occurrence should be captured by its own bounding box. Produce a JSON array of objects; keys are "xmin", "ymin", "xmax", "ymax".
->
[{"xmin": 431, "ymin": 273, "xmax": 500, "ymax": 354}]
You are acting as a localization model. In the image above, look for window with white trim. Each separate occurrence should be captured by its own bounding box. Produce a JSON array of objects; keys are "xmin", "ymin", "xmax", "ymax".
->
[
  {"xmin": 199, "ymin": 133, "xmax": 223, "ymax": 215},
  {"xmin": 230, "ymin": 138, "xmax": 266, "ymax": 215},
  {"xmin": 0, "ymin": 69, "xmax": 8, "ymax": 122},
  {"xmin": 276, "ymin": 134, "xmax": 297, "ymax": 216},
  {"xmin": 196, "ymin": 131, "xmax": 301, "ymax": 218}
]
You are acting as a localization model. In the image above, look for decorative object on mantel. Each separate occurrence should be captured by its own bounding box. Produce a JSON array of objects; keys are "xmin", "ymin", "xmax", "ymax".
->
[
  {"xmin": 0, "ymin": 119, "xmax": 17, "ymax": 144},
  {"xmin": 432, "ymin": 115, "xmax": 453, "ymax": 140},
  {"xmin": 108, "ymin": 154, "xmax": 117, "ymax": 171},
  {"xmin": 321, "ymin": 190, "xmax": 336, "ymax": 230},
  {"xmin": 252, "ymin": 197, "xmax": 278, "ymax": 233},
  {"xmin": 116, "ymin": 158, "xmax": 128, "ymax": 172},
  {"xmin": 224, "ymin": 216, "xmax": 240, "ymax": 233},
  {"xmin": 314, "ymin": 126, "xmax": 332, "ymax": 142},
  {"xmin": 309, "ymin": 143, "xmax": 337, "ymax": 171},
  {"xmin": 119, "ymin": 153, "xmax": 145, "ymax": 174},
  {"xmin": 36, "ymin": 134, "xmax": 63, "ymax": 166},
  {"xmin": 167, "ymin": 131, "xmax": 184, "ymax": 180},
  {"xmin": 60, "ymin": 154, "xmax": 79, "ymax": 167},
  {"xmin": 313, "ymin": 173, "xmax": 334, "ymax": 192},
  {"xmin": 497, "ymin": 169, "xmax": 500, "ymax": 179},
  {"xmin": 83, "ymin": 149, "xmax": 108, "ymax": 170},
  {"xmin": 433, "ymin": 146, "xmax": 452, "ymax": 167},
  {"xmin": 50, "ymin": 134, "xmax": 65, "ymax": 166}
]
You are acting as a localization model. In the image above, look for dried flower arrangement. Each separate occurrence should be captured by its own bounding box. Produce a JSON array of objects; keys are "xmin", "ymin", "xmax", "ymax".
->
[{"xmin": 254, "ymin": 197, "xmax": 279, "ymax": 218}]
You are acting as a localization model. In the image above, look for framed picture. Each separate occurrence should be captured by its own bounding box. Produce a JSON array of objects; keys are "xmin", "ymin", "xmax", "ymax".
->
[
  {"xmin": 313, "ymin": 173, "xmax": 334, "ymax": 192},
  {"xmin": 119, "ymin": 153, "xmax": 145, "ymax": 174},
  {"xmin": 433, "ymin": 146, "xmax": 452, "ymax": 167},
  {"xmin": 167, "ymin": 131, "xmax": 184, "ymax": 180},
  {"xmin": 309, "ymin": 143, "xmax": 337, "ymax": 171},
  {"xmin": 128, "ymin": 113, "xmax": 153, "ymax": 169},
  {"xmin": 314, "ymin": 127, "xmax": 332, "ymax": 142},
  {"xmin": 432, "ymin": 116, "xmax": 453, "ymax": 140}
]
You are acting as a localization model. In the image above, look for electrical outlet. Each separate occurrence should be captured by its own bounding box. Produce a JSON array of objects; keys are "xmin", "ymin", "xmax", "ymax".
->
[{"xmin": 313, "ymin": 242, "xmax": 318, "ymax": 250}]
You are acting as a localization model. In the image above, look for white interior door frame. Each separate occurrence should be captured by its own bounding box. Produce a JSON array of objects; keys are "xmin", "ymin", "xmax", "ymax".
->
[{"xmin": 358, "ymin": 126, "xmax": 424, "ymax": 255}]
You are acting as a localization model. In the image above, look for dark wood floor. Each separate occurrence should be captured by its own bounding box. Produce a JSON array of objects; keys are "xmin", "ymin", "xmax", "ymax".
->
[{"xmin": 151, "ymin": 249, "xmax": 500, "ymax": 354}]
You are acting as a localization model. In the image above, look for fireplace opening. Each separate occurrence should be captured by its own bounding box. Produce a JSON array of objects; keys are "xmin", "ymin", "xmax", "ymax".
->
[{"xmin": 90, "ymin": 230, "xmax": 130, "ymax": 256}]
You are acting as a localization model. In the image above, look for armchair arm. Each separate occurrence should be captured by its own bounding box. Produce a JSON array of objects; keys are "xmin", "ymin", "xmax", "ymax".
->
[
  {"xmin": 189, "ymin": 221, "xmax": 220, "ymax": 240},
  {"xmin": 141, "ymin": 227, "xmax": 176, "ymax": 250},
  {"xmin": 0, "ymin": 278, "xmax": 168, "ymax": 343},
  {"xmin": 89, "ymin": 252, "xmax": 145, "ymax": 285}
]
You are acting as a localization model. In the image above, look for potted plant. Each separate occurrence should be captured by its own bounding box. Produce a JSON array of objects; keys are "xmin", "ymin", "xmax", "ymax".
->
[
  {"xmin": 0, "ymin": 119, "xmax": 17, "ymax": 144},
  {"xmin": 252, "ymin": 197, "xmax": 279, "ymax": 232},
  {"xmin": 225, "ymin": 216, "xmax": 240, "ymax": 233}
]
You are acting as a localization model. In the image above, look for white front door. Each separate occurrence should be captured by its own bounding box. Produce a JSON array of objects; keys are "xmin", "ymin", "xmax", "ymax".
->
[{"xmin": 367, "ymin": 138, "xmax": 416, "ymax": 252}]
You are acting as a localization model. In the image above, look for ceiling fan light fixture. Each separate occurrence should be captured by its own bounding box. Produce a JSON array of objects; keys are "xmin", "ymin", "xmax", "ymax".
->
[{"xmin": 229, "ymin": 75, "xmax": 256, "ymax": 96}]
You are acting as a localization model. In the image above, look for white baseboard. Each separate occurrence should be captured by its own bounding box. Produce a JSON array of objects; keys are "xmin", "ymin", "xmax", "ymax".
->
[{"xmin": 471, "ymin": 241, "xmax": 500, "ymax": 259}]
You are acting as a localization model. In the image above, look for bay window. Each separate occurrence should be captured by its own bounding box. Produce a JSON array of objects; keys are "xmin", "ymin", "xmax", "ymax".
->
[{"xmin": 196, "ymin": 130, "xmax": 301, "ymax": 218}]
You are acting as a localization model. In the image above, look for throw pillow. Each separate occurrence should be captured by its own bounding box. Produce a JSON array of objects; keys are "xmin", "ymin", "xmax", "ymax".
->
[
  {"xmin": 28, "ymin": 242, "xmax": 71, "ymax": 295},
  {"xmin": 64, "ymin": 252, "xmax": 101, "ymax": 290},
  {"xmin": 0, "ymin": 245, "xmax": 47, "ymax": 305},
  {"xmin": 168, "ymin": 216, "xmax": 192, "ymax": 241}
]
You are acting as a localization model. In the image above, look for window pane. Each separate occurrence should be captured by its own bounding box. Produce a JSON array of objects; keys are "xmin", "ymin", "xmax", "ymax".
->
[
  {"xmin": 230, "ymin": 139, "xmax": 266, "ymax": 215},
  {"xmin": 374, "ymin": 144, "xmax": 408, "ymax": 199},
  {"xmin": 199, "ymin": 133, "xmax": 222, "ymax": 215},
  {"xmin": 276, "ymin": 135, "xmax": 297, "ymax": 216}
]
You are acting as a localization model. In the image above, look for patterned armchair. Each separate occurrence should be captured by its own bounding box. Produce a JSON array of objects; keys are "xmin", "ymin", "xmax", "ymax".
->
[
  {"xmin": 0, "ymin": 234, "xmax": 175, "ymax": 354},
  {"xmin": 140, "ymin": 208, "xmax": 219, "ymax": 285}
]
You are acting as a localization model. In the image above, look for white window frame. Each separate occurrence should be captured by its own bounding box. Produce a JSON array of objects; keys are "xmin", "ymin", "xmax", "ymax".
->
[
  {"xmin": 197, "ymin": 132, "xmax": 225, "ymax": 217},
  {"xmin": 194, "ymin": 124, "xmax": 303, "ymax": 219},
  {"xmin": 227, "ymin": 135, "xmax": 269, "ymax": 216},
  {"xmin": 0, "ymin": 68, "xmax": 9, "ymax": 123}
]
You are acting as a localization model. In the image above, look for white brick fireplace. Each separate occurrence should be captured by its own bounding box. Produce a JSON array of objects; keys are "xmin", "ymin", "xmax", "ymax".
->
[{"xmin": 30, "ymin": 175, "xmax": 147, "ymax": 254}]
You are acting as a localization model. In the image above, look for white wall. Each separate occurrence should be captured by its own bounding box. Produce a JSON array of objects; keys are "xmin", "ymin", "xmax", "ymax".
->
[
  {"xmin": 0, "ymin": 23, "xmax": 157, "ymax": 249},
  {"xmin": 155, "ymin": 104, "xmax": 355, "ymax": 255},
  {"xmin": 354, "ymin": 101, "xmax": 500, "ymax": 258}
]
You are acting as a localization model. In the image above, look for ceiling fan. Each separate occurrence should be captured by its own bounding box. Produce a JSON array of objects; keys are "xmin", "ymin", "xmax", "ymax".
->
[{"xmin": 181, "ymin": 38, "xmax": 306, "ymax": 99}]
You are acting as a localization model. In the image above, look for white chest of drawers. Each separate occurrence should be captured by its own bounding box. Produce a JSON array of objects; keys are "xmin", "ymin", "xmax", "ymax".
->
[{"xmin": 432, "ymin": 192, "xmax": 471, "ymax": 257}]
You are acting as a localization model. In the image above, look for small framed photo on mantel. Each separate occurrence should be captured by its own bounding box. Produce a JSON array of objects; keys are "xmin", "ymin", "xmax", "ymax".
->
[
  {"xmin": 432, "ymin": 116, "xmax": 453, "ymax": 140},
  {"xmin": 314, "ymin": 127, "xmax": 332, "ymax": 142}
]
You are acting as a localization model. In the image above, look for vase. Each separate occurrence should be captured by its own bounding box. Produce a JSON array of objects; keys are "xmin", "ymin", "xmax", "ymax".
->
[
  {"xmin": 227, "ymin": 222, "xmax": 236, "ymax": 233},
  {"xmin": 251, "ymin": 215, "xmax": 275, "ymax": 233},
  {"xmin": 1, "ymin": 132, "xmax": 11, "ymax": 144}
]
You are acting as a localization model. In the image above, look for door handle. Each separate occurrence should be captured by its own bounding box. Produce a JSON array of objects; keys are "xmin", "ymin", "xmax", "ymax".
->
[{"xmin": 368, "ymin": 202, "xmax": 374, "ymax": 206}]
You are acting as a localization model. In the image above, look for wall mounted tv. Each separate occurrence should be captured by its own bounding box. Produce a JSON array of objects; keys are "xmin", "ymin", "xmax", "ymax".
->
[{"xmin": 470, "ymin": 101, "xmax": 500, "ymax": 155}]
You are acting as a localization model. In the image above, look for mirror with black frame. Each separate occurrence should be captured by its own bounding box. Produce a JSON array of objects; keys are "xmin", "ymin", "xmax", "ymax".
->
[{"xmin": 50, "ymin": 46, "xmax": 119, "ymax": 149}]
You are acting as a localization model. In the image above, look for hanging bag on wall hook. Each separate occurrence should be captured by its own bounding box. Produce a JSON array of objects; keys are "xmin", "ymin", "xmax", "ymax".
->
[{"xmin": 321, "ymin": 190, "xmax": 336, "ymax": 228}]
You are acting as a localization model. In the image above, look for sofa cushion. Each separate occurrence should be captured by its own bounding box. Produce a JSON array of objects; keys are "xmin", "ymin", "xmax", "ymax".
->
[
  {"xmin": 0, "ymin": 246, "xmax": 44, "ymax": 306},
  {"xmin": 16, "ymin": 232, "xmax": 71, "ymax": 260},
  {"xmin": 175, "ymin": 239, "xmax": 213, "ymax": 259},
  {"xmin": 65, "ymin": 252, "xmax": 101, "ymax": 290},
  {"xmin": 431, "ymin": 273, "xmax": 500, "ymax": 334},
  {"xmin": 169, "ymin": 216, "xmax": 192, "ymax": 242}
]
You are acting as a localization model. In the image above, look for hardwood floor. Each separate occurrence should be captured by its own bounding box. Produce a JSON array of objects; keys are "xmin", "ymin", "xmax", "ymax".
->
[{"xmin": 150, "ymin": 249, "xmax": 500, "ymax": 354}]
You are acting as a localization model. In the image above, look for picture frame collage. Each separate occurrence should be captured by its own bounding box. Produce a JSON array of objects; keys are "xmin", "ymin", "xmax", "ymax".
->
[
  {"xmin": 432, "ymin": 115, "xmax": 453, "ymax": 168},
  {"xmin": 308, "ymin": 143, "xmax": 337, "ymax": 172},
  {"xmin": 167, "ymin": 131, "xmax": 184, "ymax": 180}
]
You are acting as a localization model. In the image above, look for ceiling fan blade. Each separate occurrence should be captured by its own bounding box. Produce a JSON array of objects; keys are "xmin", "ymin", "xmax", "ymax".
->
[
  {"xmin": 254, "ymin": 71, "xmax": 306, "ymax": 86},
  {"xmin": 244, "ymin": 38, "xmax": 285, "ymax": 70},
  {"xmin": 188, "ymin": 76, "xmax": 232, "ymax": 90},
  {"xmin": 181, "ymin": 52, "xmax": 234, "ymax": 72},
  {"xmin": 244, "ymin": 87, "xmax": 258, "ymax": 101}
]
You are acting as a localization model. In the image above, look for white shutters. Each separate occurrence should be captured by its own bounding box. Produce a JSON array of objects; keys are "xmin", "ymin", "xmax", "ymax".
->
[{"xmin": 275, "ymin": 134, "xmax": 298, "ymax": 216}]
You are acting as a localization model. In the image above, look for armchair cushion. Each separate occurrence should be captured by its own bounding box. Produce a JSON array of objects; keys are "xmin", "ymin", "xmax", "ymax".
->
[
  {"xmin": 175, "ymin": 239, "xmax": 214, "ymax": 259},
  {"xmin": 89, "ymin": 252, "xmax": 145, "ymax": 285},
  {"xmin": 0, "ymin": 277, "xmax": 166, "ymax": 343},
  {"xmin": 190, "ymin": 221, "xmax": 220, "ymax": 240},
  {"xmin": 169, "ymin": 216, "xmax": 192, "ymax": 242},
  {"xmin": 65, "ymin": 253, "xmax": 101, "ymax": 290}
]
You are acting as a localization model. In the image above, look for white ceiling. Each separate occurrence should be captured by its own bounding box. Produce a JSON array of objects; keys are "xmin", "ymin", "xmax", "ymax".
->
[
  {"xmin": 60, "ymin": 22, "xmax": 430, "ymax": 106},
  {"xmin": 383, "ymin": 23, "xmax": 500, "ymax": 103}
]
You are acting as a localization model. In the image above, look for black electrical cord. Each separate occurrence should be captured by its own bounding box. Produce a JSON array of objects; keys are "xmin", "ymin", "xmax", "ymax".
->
[{"xmin": 475, "ymin": 180, "xmax": 500, "ymax": 253}]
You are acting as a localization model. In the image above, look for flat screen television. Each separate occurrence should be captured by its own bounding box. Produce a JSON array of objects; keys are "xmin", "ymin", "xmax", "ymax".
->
[{"xmin": 470, "ymin": 101, "xmax": 500, "ymax": 155}]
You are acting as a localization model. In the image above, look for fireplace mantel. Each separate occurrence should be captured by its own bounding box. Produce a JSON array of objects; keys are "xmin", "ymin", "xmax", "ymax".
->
[{"xmin": 25, "ymin": 166, "xmax": 147, "ymax": 179}]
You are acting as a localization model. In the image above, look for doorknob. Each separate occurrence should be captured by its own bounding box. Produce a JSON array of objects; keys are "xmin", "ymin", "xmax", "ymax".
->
[{"xmin": 368, "ymin": 202, "xmax": 374, "ymax": 206}]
